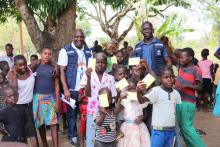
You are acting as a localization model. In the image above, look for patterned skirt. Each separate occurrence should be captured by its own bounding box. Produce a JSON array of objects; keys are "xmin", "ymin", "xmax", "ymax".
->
[{"xmin": 33, "ymin": 94, "xmax": 58, "ymax": 128}]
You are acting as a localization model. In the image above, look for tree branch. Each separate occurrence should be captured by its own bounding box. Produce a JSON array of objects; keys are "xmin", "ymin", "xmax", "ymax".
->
[
  {"xmin": 15, "ymin": 0, "xmax": 43, "ymax": 51},
  {"xmin": 118, "ymin": 20, "xmax": 134, "ymax": 42},
  {"xmin": 159, "ymin": 4, "xmax": 173, "ymax": 12}
]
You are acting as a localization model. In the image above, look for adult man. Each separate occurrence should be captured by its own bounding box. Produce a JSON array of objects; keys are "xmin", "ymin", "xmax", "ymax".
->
[
  {"xmin": 58, "ymin": 29, "xmax": 92, "ymax": 146},
  {"xmin": 0, "ymin": 43, "xmax": 15, "ymax": 68},
  {"xmin": 134, "ymin": 21, "xmax": 171, "ymax": 76}
]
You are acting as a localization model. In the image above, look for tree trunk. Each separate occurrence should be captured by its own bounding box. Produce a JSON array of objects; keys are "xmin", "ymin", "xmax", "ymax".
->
[{"xmin": 15, "ymin": 0, "xmax": 77, "ymax": 58}]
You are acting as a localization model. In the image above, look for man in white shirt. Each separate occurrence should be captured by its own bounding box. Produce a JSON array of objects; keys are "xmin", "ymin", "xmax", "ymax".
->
[
  {"xmin": 58, "ymin": 29, "xmax": 92, "ymax": 146},
  {"xmin": 0, "ymin": 43, "xmax": 14, "ymax": 69}
]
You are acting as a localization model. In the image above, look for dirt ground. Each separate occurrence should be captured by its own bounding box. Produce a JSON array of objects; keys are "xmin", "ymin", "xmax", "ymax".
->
[
  {"xmin": 1, "ymin": 110, "xmax": 219, "ymax": 147},
  {"xmin": 53, "ymin": 110, "xmax": 220, "ymax": 147}
]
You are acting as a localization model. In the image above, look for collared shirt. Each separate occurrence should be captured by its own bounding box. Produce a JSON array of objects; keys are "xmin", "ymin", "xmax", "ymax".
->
[
  {"xmin": 0, "ymin": 55, "xmax": 14, "ymax": 69},
  {"xmin": 135, "ymin": 37, "xmax": 168, "ymax": 70},
  {"xmin": 175, "ymin": 66, "xmax": 202, "ymax": 103},
  {"xmin": 80, "ymin": 71, "xmax": 117, "ymax": 115},
  {"xmin": 58, "ymin": 42, "xmax": 89, "ymax": 91}
]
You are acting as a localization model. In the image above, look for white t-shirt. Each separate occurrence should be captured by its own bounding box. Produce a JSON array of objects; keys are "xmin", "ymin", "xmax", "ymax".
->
[
  {"xmin": 0, "ymin": 55, "xmax": 14, "ymax": 69},
  {"xmin": 144, "ymin": 86, "xmax": 181, "ymax": 127},
  {"xmin": 17, "ymin": 73, "xmax": 35, "ymax": 104},
  {"xmin": 58, "ymin": 43, "xmax": 90, "ymax": 91}
]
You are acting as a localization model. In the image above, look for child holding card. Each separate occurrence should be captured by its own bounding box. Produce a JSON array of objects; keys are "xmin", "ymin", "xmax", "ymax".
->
[
  {"xmin": 116, "ymin": 78, "xmax": 150, "ymax": 147},
  {"xmin": 95, "ymin": 88, "xmax": 117, "ymax": 147},
  {"xmin": 137, "ymin": 66, "xmax": 181, "ymax": 147}
]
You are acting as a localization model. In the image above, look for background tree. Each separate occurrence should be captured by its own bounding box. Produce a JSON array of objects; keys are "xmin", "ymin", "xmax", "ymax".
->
[{"xmin": 83, "ymin": 0, "xmax": 190, "ymax": 44}]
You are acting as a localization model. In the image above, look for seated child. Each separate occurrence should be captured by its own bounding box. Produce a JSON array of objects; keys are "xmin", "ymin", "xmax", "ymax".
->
[
  {"xmin": 95, "ymin": 88, "xmax": 117, "ymax": 147},
  {"xmin": 0, "ymin": 86, "xmax": 27, "ymax": 143},
  {"xmin": 116, "ymin": 78, "xmax": 150, "ymax": 147},
  {"xmin": 137, "ymin": 66, "xmax": 181, "ymax": 147}
]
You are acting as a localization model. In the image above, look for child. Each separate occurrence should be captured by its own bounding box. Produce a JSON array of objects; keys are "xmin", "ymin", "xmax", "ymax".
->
[
  {"xmin": 198, "ymin": 49, "xmax": 214, "ymax": 110},
  {"xmin": 116, "ymin": 50, "xmax": 126, "ymax": 65},
  {"xmin": 32, "ymin": 47, "xmax": 60, "ymax": 147},
  {"xmin": 116, "ymin": 78, "xmax": 150, "ymax": 147},
  {"xmin": 0, "ymin": 86, "xmax": 26, "ymax": 143},
  {"xmin": 0, "ymin": 61, "xmax": 10, "ymax": 76},
  {"xmin": 137, "ymin": 66, "xmax": 181, "ymax": 147},
  {"xmin": 81, "ymin": 52, "xmax": 117, "ymax": 147},
  {"xmin": 105, "ymin": 43, "xmax": 117, "ymax": 73},
  {"xmin": 78, "ymin": 85, "xmax": 88, "ymax": 147},
  {"xmin": 95, "ymin": 88, "xmax": 117, "ymax": 147},
  {"xmin": 175, "ymin": 48, "xmax": 206, "ymax": 147}
]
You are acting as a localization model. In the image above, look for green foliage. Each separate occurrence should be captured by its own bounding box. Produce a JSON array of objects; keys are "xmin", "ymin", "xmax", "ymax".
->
[{"xmin": 89, "ymin": 0, "xmax": 128, "ymax": 9}]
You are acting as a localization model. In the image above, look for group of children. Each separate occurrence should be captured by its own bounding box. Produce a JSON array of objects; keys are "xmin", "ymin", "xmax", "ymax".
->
[{"xmin": 0, "ymin": 42, "xmax": 218, "ymax": 147}]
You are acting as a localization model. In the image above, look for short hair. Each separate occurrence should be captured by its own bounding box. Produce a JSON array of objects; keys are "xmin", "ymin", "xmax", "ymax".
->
[
  {"xmin": 181, "ymin": 47, "xmax": 195, "ymax": 58},
  {"xmin": 159, "ymin": 65, "xmax": 174, "ymax": 76},
  {"xmin": 0, "ymin": 61, "xmax": 9, "ymax": 70},
  {"xmin": 123, "ymin": 41, "xmax": 128, "ymax": 46},
  {"xmin": 30, "ymin": 54, "xmax": 38, "ymax": 60},
  {"xmin": 14, "ymin": 55, "xmax": 27, "ymax": 65},
  {"xmin": 95, "ymin": 52, "xmax": 107, "ymax": 63},
  {"xmin": 2, "ymin": 85, "xmax": 18, "ymax": 98},
  {"xmin": 5, "ymin": 43, "xmax": 13, "ymax": 48},
  {"xmin": 74, "ymin": 29, "xmax": 85, "ymax": 37},
  {"xmin": 40, "ymin": 47, "xmax": 52, "ymax": 53},
  {"xmin": 201, "ymin": 48, "xmax": 209, "ymax": 57},
  {"xmin": 142, "ymin": 21, "xmax": 153, "ymax": 29},
  {"xmin": 113, "ymin": 65, "xmax": 127, "ymax": 76}
]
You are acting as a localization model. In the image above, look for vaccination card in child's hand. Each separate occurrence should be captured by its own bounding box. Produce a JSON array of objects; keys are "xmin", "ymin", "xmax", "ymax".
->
[
  {"xmin": 115, "ymin": 78, "xmax": 129, "ymax": 90},
  {"xmin": 126, "ymin": 92, "xmax": 138, "ymax": 101},
  {"xmin": 88, "ymin": 58, "xmax": 96, "ymax": 70},
  {"xmin": 128, "ymin": 57, "xmax": 140, "ymax": 66},
  {"xmin": 142, "ymin": 73, "xmax": 155, "ymax": 89},
  {"xmin": 99, "ymin": 94, "xmax": 109, "ymax": 107},
  {"xmin": 111, "ymin": 56, "xmax": 118, "ymax": 64}
]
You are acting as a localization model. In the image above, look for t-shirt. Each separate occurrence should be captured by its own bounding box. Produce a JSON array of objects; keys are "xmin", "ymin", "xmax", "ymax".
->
[
  {"xmin": 0, "ymin": 106, "xmax": 26, "ymax": 142},
  {"xmin": 34, "ymin": 64, "xmax": 54, "ymax": 94},
  {"xmin": 144, "ymin": 86, "xmax": 181, "ymax": 127},
  {"xmin": 198, "ymin": 59, "xmax": 213, "ymax": 79},
  {"xmin": 58, "ymin": 42, "xmax": 88, "ymax": 91},
  {"xmin": 175, "ymin": 66, "xmax": 202, "ymax": 103},
  {"xmin": 95, "ymin": 111, "xmax": 117, "ymax": 142}
]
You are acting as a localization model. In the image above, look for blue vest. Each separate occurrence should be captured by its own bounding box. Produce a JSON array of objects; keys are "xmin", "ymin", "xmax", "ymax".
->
[
  {"xmin": 134, "ymin": 40, "xmax": 165, "ymax": 76},
  {"xmin": 64, "ymin": 43, "xmax": 92, "ymax": 90}
]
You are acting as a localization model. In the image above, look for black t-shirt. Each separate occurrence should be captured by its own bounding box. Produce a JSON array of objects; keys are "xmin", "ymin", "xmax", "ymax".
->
[{"xmin": 0, "ymin": 105, "xmax": 26, "ymax": 142}]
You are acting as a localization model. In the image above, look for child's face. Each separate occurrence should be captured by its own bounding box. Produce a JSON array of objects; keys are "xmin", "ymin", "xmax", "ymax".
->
[
  {"xmin": 96, "ymin": 56, "xmax": 106, "ymax": 73},
  {"xmin": 106, "ymin": 46, "xmax": 116, "ymax": 56},
  {"xmin": 15, "ymin": 59, "xmax": 28, "ymax": 75},
  {"xmin": 4, "ymin": 89, "xmax": 18, "ymax": 106},
  {"xmin": 179, "ymin": 52, "xmax": 191, "ymax": 66},
  {"xmin": 3, "ymin": 64, "xmax": 10, "ymax": 74},
  {"xmin": 115, "ymin": 68, "xmax": 126, "ymax": 81},
  {"xmin": 116, "ymin": 52, "xmax": 124, "ymax": 64},
  {"xmin": 41, "ymin": 48, "xmax": 52, "ymax": 63},
  {"xmin": 127, "ymin": 82, "xmax": 136, "ymax": 92},
  {"xmin": 160, "ymin": 70, "xmax": 175, "ymax": 89}
]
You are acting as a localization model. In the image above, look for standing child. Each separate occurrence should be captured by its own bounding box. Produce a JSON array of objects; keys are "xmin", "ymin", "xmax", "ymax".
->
[
  {"xmin": 116, "ymin": 78, "xmax": 150, "ymax": 147},
  {"xmin": 32, "ymin": 47, "xmax": 60, "ymax": 147},
  {"xmin": 137, "ymin": 66, "xmax": 181, "ymax": 147},
  {"xmin": 81, "ymin": 52, "xmax": 117, "ymax": 147},
  {"xmin": 95, "ymin": 88, "xmax": 117, "ymax": 147},
  {"xmin": 198, "ymin": 49, "xmax": 214, "ymax": 110},
  {"xmin": 78, "ymin": 84, "xmax": 88, "ymax": 147},
  {"xmin": 0, "ymin": 86, "xmax": 27, "ymax": 143},
  {"xmin": 175, "ymin": 48, "xmax": 205, "ymax": 147}
]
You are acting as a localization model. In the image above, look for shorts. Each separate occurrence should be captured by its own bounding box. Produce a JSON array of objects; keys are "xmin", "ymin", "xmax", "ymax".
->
[
  {"xmin": 202, "ymin": 78, "xmax": 213, "ymax": 94},
  {"xmin": 17, "ymin": 103, "xmax": 37, "ymax": 138}
]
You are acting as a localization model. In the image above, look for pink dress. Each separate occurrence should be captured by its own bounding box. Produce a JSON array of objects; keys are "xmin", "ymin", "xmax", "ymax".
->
[{"xmin": 117, "ymin": 99, "xmax": 150, "ymax": 147}]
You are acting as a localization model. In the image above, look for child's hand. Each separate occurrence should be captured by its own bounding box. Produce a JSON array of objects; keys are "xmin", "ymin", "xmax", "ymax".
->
[
  {"xmin": 136, "ymin": 81, "xmax": 146, "ymax": 93},
  {"xmin": 99, "ymin": 106, "xmax": 107, "ymax": 114},
  {"xmin": 134, "ymin": 116, "xmax": 143, "ymax": 125},
  {"xmin": 86, "ymin": 68, "xmax": 93, "ymax": 79},
  {"xmin": 119, "ymin": 91, "xmax": 127, "ymax": 100}
]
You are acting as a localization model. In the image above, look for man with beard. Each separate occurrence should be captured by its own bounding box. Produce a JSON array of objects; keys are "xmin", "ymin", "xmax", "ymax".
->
[
  {"xmin": 134, "ymin": 21, "xmax": 171, "ymax": 77},
  {"xmin": 58, "ymin": 29, "xmax": 92, "ymax": 146}
]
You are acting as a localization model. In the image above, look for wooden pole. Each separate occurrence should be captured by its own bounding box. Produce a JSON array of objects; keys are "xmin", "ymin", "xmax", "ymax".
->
[{"xmin": 19, "ymin": 22, "xmax": 25, "ymax": 55}]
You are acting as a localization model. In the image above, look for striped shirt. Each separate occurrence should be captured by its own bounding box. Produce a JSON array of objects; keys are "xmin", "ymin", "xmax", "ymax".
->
[
  {"xmin": 175, "ymin": 65, "xmax": 202, "ymax": 103},
  {"xmin": 95, "ymin": 111, "xmax": 117, "ymax": 142}
]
